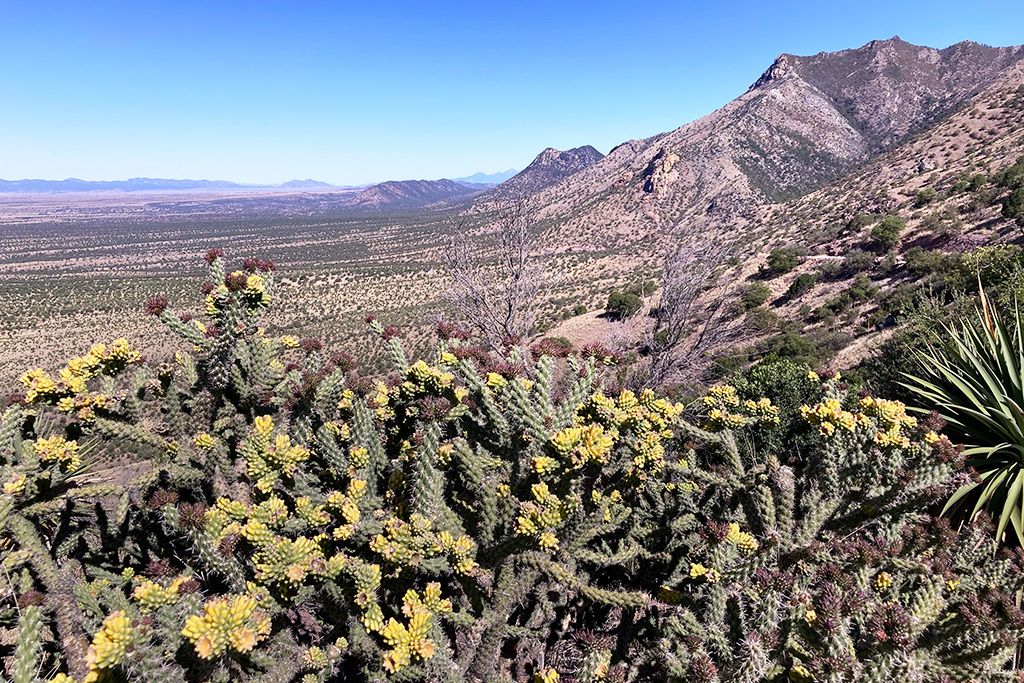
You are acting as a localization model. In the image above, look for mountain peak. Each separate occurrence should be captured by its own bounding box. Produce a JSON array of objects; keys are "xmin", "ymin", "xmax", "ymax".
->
[{"xmin": 487, "ymin": 145, "xmax": 605, "ymax": 199}]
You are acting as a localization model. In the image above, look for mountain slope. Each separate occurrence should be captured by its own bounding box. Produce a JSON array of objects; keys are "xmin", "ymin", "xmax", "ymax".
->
[
  {"xmin": 351, "ymin": 179, "xmax": 481, "ymax": 210},
  {"xmin": 524, "ymin": 38, "xmax": 1024, "ymax": 248},
  {"xmin": 487, "ymin": 146, "xmax": 605, "ymax": 199}
]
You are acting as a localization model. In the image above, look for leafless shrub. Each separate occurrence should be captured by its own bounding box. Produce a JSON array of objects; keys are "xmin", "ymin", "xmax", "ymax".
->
[
  {"xmin": 629, "ymin": 237, "xmax": 744, "ymax": 388},
  {"xmin": 441, "ymin": 199, "xmax": 549, "ymax": 350}
]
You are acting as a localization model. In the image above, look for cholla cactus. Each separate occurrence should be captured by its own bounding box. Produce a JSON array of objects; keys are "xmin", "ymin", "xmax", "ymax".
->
[{"xmin": 3, "ymin": 252, "xmax": 1023, "ymax": 683}]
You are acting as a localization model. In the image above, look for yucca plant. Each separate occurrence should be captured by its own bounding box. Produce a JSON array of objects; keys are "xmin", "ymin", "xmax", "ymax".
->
[{"xmin": 903, "ymin": 284, "xmax": 1024, "ymax": 544}]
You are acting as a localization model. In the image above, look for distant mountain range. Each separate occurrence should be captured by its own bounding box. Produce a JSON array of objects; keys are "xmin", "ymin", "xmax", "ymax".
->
[
  {"xmin": 0, "ymin": 177, "xmax": 350, "ymax": 193},
  {"xmin": 453, "ymin": 169, "xmax": 519, "ymax": 185}
]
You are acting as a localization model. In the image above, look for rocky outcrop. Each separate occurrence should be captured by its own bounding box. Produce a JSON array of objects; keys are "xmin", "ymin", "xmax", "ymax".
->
[{"xmin": 642, "ymin": 149, "xmax": 681, "ymax": 197}]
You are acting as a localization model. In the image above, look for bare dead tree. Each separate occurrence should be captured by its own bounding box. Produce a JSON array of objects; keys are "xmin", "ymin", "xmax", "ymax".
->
[
  {"xmin": 441, "ymin": 199, "xmax": 549, "ymax": 350},
  {"xmin": 630, "ymin": 238, "xmax": 746, "ymax": 388}
]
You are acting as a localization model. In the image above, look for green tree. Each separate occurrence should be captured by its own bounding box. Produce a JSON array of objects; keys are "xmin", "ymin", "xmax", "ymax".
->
[
  {"xmin": 785, "ymin": 273, "xmax": 817, "ymax": 298},
  {"xmin": 1003, "ymin": 187, "xmax": 1024, "ymax": 229},
  {"xmin": 765, "ymin": 247, "xmax": 805, "ymax": 275},
  {"xmin": 605, "ymin": 289, "xmax": 643, "ymax": 319},
  {"xmin": 915, "ymin": 187, "xmax": 937, "ymax": 206},
  {"xmin": 870, "ymin": 215, "xmax": 905, "ymax": 251},
  {"xmin": 739, "ymin": 283, "xmax": 771, "ymax": 310}
]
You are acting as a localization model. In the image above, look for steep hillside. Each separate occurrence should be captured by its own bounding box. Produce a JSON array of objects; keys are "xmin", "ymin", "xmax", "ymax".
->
[
  {"xmin": 352, "ymin": 178, "xmax": 481, "ymax": 210},
  {"xmin": 524, "ymin": 38, "xmax": 1024, "ymax": 249},
  {"xmin": 487, "ymin": 146, "xmax": 605, "ymax": 199}
]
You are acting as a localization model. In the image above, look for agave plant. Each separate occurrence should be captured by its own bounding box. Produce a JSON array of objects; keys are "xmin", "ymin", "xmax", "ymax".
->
[{"xmin": 903, "ymin": 284, "xmax": 1024, "ymax": 544}]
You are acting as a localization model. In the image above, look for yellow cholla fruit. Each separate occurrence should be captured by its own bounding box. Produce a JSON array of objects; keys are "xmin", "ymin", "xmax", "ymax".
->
[
  {"xmin": 381, "ymin": 608, "xmax": 436, "ymax": 673},
  {"xmin": 350, "ymin": 446, "xmax": 370, "ymax": 468},
  {"xmin": 4, "ymin": 474, "xmax": 27, "ymax": 495},
  {"xmin": 689, "ymin": 563, "xmax": 709, "ymax": 579},
  {"xmin": 704, "ymin": 384, "xmax": 740, "ymax": 407},
  {"xmin": 254, "ymin": 415, "xmax": 274, "ymax": 437},
  {"xmin": 725, "ymin": 523, "xmax": 759, "ymax": 553},
  {"xmin": 873, "ymin": 572, "xmax": 893, "ymax": 591},
  {"xmin": 535, "ymin": 668, "xmax": 560, "ymax": 683},
  {"xmin": 33, "ymin": 435, "xmax": 82, "ymax": 471},
  {"xmin": 132, "ymin": 576, "xmax": 188, "ymax": 611},
  {"xmin": 303, "ymin": 646, "xmax": 331, "ymax": 669},
  {"xmin": 85, "ymin": 611, "xmax": 134, "ymax": 671},
  {"xmin": 280, "ymin": 335, "xmax": 300, "ymax": 348},
  {"xmin": 194, "ymin": 432, "xmax": 216, "ymax": 450},
  {"xmin": 532, "ymin": 455, "xmax": 559, "ymax": 475},
  {"xmin": 181, "ymin": 595, "xmax": 270, "ymax": 659},
  {"xmin": 538, "ymin": 532, "xmax": 559, "ymax": 551}
]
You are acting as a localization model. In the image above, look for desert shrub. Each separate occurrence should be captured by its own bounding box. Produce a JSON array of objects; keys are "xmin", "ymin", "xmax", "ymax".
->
[
  {"xmin": 840, "ymin": 249, "xmax": 875, "ymax": 276},
  {"xmin": 605, "ymin": 289, "xmax": 643, "ymax": 319},
  {"xmin": 4, "ymin": 253, "xmax": 1024, "ymax": 683},
  {"xmin": 847, "ymin": 274, "xmax": 878, "ymax": 302},
  {"xmin": 845, "ymin": 212, "xmax": 875, "ymax": 231},
  {"xmin": 915, "ymin": 186, "xmax": 937, "ymax": 206},
  {"xmin": 764, "ymin": 246, "xmax": 806, "ymax": 275},
  {"xmin": 745, "ymin": 306, "xmax": 781, "ymax": 331},
  {"xmin": 969, "ymin": 172, "xmax": 988, "ymax": 191},
  {"xmin": 739, "ymin": 283, "xmax": 771, "ymax": 310},
  {"xmin": 785, "ymin": 273, "xmax": 817, "ymax": 298},
  {"xmin": 572, "ymin": 304, "xmax": 587, "ymax": 316},
  {"xmin": 992, "ymin": 155, "xmax": 1024, "ymax": 189},
  {"xmin": 904, "ymin": 247, "xmax": 952, "ymax": 275},
  {"xmin": 870, "ymin": 215, "xmax": 905, "ymax": 251},
  {"xmin": 1004, "ymin": 187, "xmax": 1024, "ymax": 228}
]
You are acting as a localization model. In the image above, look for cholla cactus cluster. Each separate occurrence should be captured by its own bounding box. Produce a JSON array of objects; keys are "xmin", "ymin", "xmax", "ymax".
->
[{"xmin": 1, "ymin": 252, "xmax": 1022, "ymax": 683}]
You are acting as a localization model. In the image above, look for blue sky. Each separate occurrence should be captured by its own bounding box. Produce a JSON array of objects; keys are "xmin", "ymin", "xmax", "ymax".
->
[{"xmin": 1, "ymin": 1, "xmax": 1022, "ymax": 185}]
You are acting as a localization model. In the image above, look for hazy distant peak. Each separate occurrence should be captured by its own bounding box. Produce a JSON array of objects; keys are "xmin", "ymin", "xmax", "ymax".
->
[{"xmin": 453, "ymin": 169, "xmax": 519, "ymax": 184}]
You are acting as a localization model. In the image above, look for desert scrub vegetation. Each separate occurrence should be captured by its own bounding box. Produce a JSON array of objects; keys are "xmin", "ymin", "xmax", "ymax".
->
[{"xmin": 3, "ymin": 251, "xmax": 1024, "ymax": 683}]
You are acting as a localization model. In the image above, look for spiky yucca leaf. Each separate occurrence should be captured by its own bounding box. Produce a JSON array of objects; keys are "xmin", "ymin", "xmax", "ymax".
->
[{"xmin": 902, "ymin": 284, "xmax": 1024, "ymax": 544}]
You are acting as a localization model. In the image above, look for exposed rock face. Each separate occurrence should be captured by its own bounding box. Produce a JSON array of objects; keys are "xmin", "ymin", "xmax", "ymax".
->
[
  {"xmin": 642, "ymin": 149, "xmax": 681, "ymax": 197},
  {"xmin": 519, "ymin": 37, "xmax": 1024, "ymax": 245},
  {"xmin": 488, "ymin": 145, "xmax": 605, "ymax": 199},
  {"xmin": 352, "ymin": 179, "xmax": 480, "ymax": 210}
]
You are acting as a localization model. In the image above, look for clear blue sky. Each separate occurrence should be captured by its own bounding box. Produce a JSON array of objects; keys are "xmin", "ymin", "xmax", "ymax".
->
[{"xmin": 1, "ymin": 0, "xmax": 1022, "ymax": 185}]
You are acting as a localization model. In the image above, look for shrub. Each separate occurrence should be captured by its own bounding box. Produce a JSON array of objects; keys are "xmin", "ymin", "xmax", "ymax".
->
[
  {"xmin": 1003, "ymin": 187, "xmax": 1024, "ymax": 228},
  {"xmin": 845, "ymin": 212, "xmax": 874, "ymax": 231},
  {"xmin": 739, "ymin": 283, "xmax": 771, "ymax": 309},
  {"xmin": 840, "ymin": 249, "xmax": 875, "ymax": 276},
  {"xmin": 605, "ymin": 289, "xmax": 643, "ymax": 319},
  {"xmin": 785, "ymin": 273, "xmax": 817, "ymax": 298},
  {"xmin": 572, "ymin": 304, "xmax": 587, "ymax": 316},
  {"xmin": 915, "ymin": 186, "xmax": 937, "ymax": 206},
  {"xmin": 904, "ymin": 247, "xmax": 951, "ymax": 275},
  {"xmin": 745, "ymin": 306, "xmax": 781, "ymax": 331},
  {"xmin": 870, "ymin": 215, "xmax": 905, "ymax": 251},
  {"xmin": 765, "ymin": 246, "xmax": 806, "ymax": 275}
]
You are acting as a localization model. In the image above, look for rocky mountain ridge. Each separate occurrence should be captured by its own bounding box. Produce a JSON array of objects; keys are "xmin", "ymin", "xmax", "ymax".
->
[
  {"xmin": 485, "ymin": 145, "xmax": 605, "ymax": 199},
  {"xmin": 516, "ymin": 37, "xmax": 1024, "ymax": 249},
  {"xmin": 350, "ymin": 178, "xmax": 481, "ymax": 210}
]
